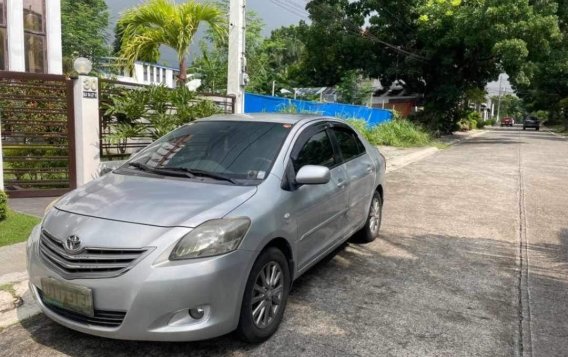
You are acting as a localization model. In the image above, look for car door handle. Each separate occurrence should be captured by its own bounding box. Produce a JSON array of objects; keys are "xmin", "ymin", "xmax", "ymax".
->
[
  {"xmin": 337, "ymin": 180, "xmax": 345, "ymax": 188},
  {"xmin": 366, "ymin": 165, "xmax": 375, "ymax": 173}
]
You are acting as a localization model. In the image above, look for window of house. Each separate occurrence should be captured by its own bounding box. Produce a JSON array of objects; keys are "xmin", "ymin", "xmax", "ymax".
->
[
  {"xmin": 162, "ymin": 68, "xmax": 166, "ymax": 83},
  {"xmin": 23, "ymin": 0, "xmax": 47, "ymax": 73},
  {"xmin": 0, "ymin": 0, "xmax": 7, "ymax": 70},
  {"xmin": 150, "ymin": 66, "xmax": 154, "ymax": 82},
  {"xmin": 143, "ymin": 65, "xmax": 148, "ymax": 81}
]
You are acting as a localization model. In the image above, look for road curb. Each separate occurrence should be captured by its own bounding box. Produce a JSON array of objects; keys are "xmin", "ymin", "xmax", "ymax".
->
[{"xmin": 385, "ymin": 130, "xmax": 487, "ymax": 174}]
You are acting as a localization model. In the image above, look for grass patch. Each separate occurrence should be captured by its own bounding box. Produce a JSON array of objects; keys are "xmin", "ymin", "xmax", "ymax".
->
[
  {"xmin": 0, "ymin": 209, "xmax": 40, "ymax": 248},
  {"xmin": 546, "ymin": 124, "xmax": 568, "ymax": 136},
  {"xmin": 348, "ymin": 119, "xmax": 435, "ymax": 147}
]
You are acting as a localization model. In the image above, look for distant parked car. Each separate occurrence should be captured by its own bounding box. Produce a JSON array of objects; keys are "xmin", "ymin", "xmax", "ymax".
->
[
  {"xmin": 501, "ymin": 117, "xmax": 514, "ymax": 127},
  {"xmin": 523, "ymin": 116, "xmax": 540, "ymax": 131},
  {"xmin": 26, "ymin": 113, "xmax": 386, "ymax": 343}
]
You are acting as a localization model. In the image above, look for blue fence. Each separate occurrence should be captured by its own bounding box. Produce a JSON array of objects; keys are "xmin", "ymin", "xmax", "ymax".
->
[{"xmin": 244, "ymin": 93, "xmax": 392, "ymax": 126}]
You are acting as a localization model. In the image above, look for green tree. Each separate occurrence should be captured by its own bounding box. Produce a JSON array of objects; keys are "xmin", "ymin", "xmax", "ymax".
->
[
  {"xmin": 301, "ymin": 0, "xmax": 562, "ymax": 132},
  {"xmin": 336, "ymin": 70, "xmax": 374, "ymax": 105},
  {"xmin": 117, "ymin": 0, "xmax": 226, "ymax": 83},
  {"xmin": 60, "ymin": 0, "xmax": 109, "ymax": 72},
  {"xmin": 492, "ymin": 94, "xmax": 525, "ymax": 120}
]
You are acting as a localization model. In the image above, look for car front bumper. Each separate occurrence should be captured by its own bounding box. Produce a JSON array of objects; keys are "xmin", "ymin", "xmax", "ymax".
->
[{"xmin": 26, "ymin": 226, "xmax": 256, "ymax": 341}]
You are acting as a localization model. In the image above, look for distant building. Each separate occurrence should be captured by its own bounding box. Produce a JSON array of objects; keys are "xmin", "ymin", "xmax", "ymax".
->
[
  {"xmin": 99, "ymin": 57, "xmax": 179, "ymax": 88},
  {"xmin": 1, "ymin": 0, "xmax": 62, "ymax": 74},
  {"xmin": 372, "ymin": 82, "xmax": 422, "ymax": 117}
]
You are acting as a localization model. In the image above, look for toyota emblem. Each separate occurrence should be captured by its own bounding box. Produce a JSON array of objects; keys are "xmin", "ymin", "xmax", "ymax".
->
[{"xmin": 65, "ymin": 235, "xmax": 82, "ymax": 253}]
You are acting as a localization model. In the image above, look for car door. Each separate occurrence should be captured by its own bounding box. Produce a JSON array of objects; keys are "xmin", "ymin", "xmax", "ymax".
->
[
  {"xmin": 286, "ymin": 123, "xmax": 350, "ymax": 271},
  {"xmin": 331, "ymin": 125, "xmax": 376, "ymax": 232}
]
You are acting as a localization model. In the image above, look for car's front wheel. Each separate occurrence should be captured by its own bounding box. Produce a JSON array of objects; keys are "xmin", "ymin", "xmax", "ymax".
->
[
  {"xmin": 355, "ymin": 191, "xmax": 383, "ymax": 243},
  {"xmin": 237, "ymin": 247, "xmax": 290, "ymax": 343}
]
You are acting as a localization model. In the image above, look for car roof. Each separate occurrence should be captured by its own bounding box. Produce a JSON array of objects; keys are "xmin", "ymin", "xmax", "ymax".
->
[{"xmin": 197, "ymin": 113, "xmax": 327, "ymax": 125}]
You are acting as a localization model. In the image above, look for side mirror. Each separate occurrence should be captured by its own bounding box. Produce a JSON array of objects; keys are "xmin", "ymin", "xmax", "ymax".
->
[{"xmin": 295, "ymin": 165, "xmax": 331, "ymax": 185}]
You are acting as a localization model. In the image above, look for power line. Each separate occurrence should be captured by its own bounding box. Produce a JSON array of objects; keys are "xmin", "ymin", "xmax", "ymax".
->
[{"xmin": 267, "ymin": 0, "xmax": 428, "ymax": 62}]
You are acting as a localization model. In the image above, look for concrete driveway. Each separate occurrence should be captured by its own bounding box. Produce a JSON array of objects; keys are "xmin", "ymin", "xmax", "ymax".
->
[{"xmin": 1, "ymin": 127, "xmax": 566, "ymax": 356}]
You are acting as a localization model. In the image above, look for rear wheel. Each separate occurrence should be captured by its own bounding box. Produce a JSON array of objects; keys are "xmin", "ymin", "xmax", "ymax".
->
[
  {"xmin": 237, "ymin": 247, "xmax": 290, "ymax": 343},
  {"xmin": 355, "ymin": 191, "xmax": 383, "ymax": 243},
  {"xmin": 536, "ymin": 127, "xmax": 540, "ymax": 131}
]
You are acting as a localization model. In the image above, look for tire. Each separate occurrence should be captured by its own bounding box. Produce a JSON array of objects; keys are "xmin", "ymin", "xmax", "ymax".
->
[
  {"xmin": 355, "ymin": 191, "xmax": 383, "ymax": 243},
  {"xmin": 536, "ymin": 127, "xmax": 540, "ymax": 131},
  {"xmin": 523, "ymin": 127, "xmax": 526, "ymax": 130},
  {"xmin": 500, "ymin": 124, "xmax": 504, "ymax": 127},
  {"xmin": 237, "ymin": 247, "xmax": 290, "ymax": 343}
]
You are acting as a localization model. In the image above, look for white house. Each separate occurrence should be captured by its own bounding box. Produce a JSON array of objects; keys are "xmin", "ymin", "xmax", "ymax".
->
[
  {"xmin": 99, "ymin": 57, "xmax": 179, "ymax": 88},
  {"xmin": 0, "ymin": 0, "xmax": 62, "ymax": 74}
]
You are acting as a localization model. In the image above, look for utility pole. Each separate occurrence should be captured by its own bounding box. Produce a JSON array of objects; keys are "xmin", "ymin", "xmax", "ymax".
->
[
  {"xmin": 227, "ymin": 0, "xmax": 246, "ymax": 113},
  {"xmin": 496, "ymin": 74, "xmax": 503, "ymax": 122}
]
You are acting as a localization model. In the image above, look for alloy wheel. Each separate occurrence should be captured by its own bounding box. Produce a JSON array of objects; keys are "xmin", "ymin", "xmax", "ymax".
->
[
  {"xmin": 369, "ymin": 197, "xmax": 382, "ymax": 236},
  {"xmin": 251, "ymin": 261, "xmax": 284, "ymax": 329}
]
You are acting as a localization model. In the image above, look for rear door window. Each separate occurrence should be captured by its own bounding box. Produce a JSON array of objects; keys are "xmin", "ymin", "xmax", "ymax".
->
[{"xmin": 333, "ymin": 128, "xmax": 365, "ymax": 162}]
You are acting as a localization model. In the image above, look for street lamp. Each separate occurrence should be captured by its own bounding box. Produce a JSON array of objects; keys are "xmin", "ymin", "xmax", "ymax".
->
[{"xmin": 73, "ymin": 57, "xmax": 93, "ymax": 75}]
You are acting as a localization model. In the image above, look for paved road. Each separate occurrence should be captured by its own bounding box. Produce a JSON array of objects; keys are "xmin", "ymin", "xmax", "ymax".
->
[{"xmin": 1, "ymin": 127, "xmax": 566, "ymax": 356}]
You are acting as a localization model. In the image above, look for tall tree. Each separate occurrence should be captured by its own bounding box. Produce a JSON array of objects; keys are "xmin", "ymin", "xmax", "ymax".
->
[
  {"xmin": 117, "ymin": 0, "xmax": 226, "ymax": 83},
  {"xmin": 301, "ymin": 0, "xmax": 561, "ymax": 132},
  {"xmin": 60, "ymin": 0, "xmax": 109, "ymax": 71}
]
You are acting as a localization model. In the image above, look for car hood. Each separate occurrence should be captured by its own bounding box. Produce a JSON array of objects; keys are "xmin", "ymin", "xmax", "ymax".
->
[{"xmin": 55, "ymin": 172, "xmax": 257, "ymax": 228}]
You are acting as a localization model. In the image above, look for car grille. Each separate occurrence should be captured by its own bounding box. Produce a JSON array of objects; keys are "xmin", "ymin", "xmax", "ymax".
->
[
  {"xmin": 39, "ymin": 229, "xmax": 152, "ymax": 279},
  {"xmin": 38, "ymin": 289, "xmax": 126, "ymax": 328}
]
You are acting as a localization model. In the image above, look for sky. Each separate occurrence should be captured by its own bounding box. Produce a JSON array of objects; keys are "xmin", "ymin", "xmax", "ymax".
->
[{"xmin": 105, "ymin": 0, "xmax": 308, "ymax": 66}]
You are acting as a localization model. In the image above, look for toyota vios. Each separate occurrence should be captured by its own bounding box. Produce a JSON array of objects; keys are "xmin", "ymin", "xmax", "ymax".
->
[{"xmin": 27, "ymin": 114, "xmax": 386, "ymax": 343}]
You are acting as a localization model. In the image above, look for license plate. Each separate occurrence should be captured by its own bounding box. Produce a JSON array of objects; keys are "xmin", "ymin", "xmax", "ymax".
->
[{"xmin": 41, "ymin": 277, "xmax": 94, "ymax": 317}]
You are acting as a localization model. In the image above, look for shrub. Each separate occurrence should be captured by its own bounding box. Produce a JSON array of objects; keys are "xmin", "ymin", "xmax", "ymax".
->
[
  {"xmin": 0, "ymin": 190, "xmax": 7, "ymax": 221},
  {"xmin": 458, "ymin": 119, "xmax": 470, "ymax": 131},
  {"xmin": 485, "ymin": 118, "xmax": 496, "ymax": 126},
  {"xmin": 347, "ymin": 118, "xmax": 433, "ymax": 147},
  {"xmin": 477, "ymin": 120, "xmax": 486, "ymax": 129}
]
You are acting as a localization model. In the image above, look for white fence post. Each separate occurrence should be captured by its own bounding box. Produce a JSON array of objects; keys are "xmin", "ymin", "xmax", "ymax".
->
[{"xmin": 73, "ymin": 76, "xmax": 101, "ymax": 186}]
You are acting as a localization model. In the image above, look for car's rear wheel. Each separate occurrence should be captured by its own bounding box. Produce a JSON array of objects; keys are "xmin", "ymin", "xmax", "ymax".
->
[
  {"xmin": 355, "ymin": 191, "xmax": 383, "ymax": 243},
  {"xmin": 237, "ymin": 247, "xmax": 290, "ymax": 343}
]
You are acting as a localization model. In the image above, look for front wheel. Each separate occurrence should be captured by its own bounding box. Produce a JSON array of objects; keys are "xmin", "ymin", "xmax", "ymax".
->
[
  {"xmin": 355, "ymin": 191, "xmax": 383, "ymax": 243},
  {"xmin": 237, "ymin": 247, "xmax": 290, "ymax": 343}
]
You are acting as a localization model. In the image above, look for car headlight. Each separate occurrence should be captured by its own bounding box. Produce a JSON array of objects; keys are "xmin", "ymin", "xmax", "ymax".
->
[{"xmin": 170, "ymin": 217, "xmax": 251, "ymax": 260}]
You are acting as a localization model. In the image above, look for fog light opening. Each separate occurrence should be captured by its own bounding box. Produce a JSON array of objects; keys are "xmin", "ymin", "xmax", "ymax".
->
[{"xmin": 189, "ymin": 307, "xmax": 205, "ymax": 320}]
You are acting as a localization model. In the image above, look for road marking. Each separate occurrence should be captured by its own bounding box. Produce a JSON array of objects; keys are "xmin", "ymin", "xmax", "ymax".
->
[{"xmin": 516, "ymin": 130, "xmax": 533, "ymax": 357}]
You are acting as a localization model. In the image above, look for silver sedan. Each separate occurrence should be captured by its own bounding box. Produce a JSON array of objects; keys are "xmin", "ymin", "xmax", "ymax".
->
[{"xmin": 26, "ymin": 113, "xmax": 386, "ymax": 343}]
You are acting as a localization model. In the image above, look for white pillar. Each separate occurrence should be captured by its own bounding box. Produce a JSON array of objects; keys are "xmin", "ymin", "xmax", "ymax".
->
[
  {"xmin": 73, "ymin": 76, "xmax": 101, "ymax": 186},
  {"xmin": 7, "ymin": 0, "xmax": 25, "ymax": 72},
  {"xmin": 46, "ymin": 0, "xmax": 63, "ymax": 74},
  {"xmin": 227, "ymin": 0, "xmax": 245, "ymax": 113}
]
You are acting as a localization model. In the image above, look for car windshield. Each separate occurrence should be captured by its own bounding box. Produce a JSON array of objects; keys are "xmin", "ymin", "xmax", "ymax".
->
[{"xmin": 121, "ymin": 120, "xmax": 292, "ymax": 184}]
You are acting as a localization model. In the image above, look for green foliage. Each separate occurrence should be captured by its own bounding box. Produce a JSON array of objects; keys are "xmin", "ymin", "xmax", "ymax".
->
[
  {"xmin": 296, "ymin": 0, "xmax": 561, "ymax": 133},
  {"xmin": 336, "ymin": 70, "xmax": 374, "ymax": 105},
  {"xmin": 347, "ymin": 119, "xmax": 433, "ymax": 147},
  {"xmin": 61, "ymin": 0, "xmax": 109, "ymax": 73},
  {"xmin": 117, "ymin": 0, "xmax": 226, "ymax": 82},
  {"xmin": 0, "ymin": 209, "xmax": 41, "ymax": 247},
  {"xmin": 0, "ymin": 191, "xmax": 7, "ymax": 221},
  {"xmin": 492, "ymin": 94, "xmax": 525, "ymax": 120},
  {"xmin": 102, "ymin": 85, "xmax": 221, "ymax": 144}
]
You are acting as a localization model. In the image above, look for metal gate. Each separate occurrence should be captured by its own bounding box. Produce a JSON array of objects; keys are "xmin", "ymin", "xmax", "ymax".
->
[{"xmin": 0, "ymin": 71, "xmax": 76, "ymax": 198}]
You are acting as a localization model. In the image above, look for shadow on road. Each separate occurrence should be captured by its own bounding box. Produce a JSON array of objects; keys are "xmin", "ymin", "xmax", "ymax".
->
[{"xmin": 6, "ymin": 230, "xmax": 567, "ymax": 357}]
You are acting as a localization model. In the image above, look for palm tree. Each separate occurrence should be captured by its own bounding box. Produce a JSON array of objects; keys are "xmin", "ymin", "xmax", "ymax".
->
[{"xmin": 117, "ymin": 0, "xmax": 226, "ymax": 83}]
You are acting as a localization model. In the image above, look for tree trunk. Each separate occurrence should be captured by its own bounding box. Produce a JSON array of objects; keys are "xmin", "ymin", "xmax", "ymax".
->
[{"xmin": 178, "ymin": 56, "xmax": 187, "ymax": 85}]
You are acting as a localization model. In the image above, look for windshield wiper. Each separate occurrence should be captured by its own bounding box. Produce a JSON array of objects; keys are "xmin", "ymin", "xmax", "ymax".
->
[
  {"xmin": 165, "ymin": 167, "xmax": 238, "ymax": 184},
  {"xmin": 127, "ymin": 162, "xmax": 195, "ymax": 178},
  {"xmin": 127, "ymin": 163, "xmax": 237, "ymax": 184}
]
